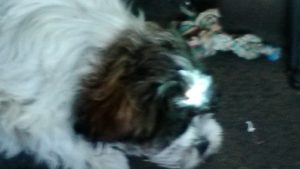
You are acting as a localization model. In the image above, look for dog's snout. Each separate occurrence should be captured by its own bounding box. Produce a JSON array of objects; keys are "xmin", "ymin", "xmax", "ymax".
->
[{"xmin": 196, "ymin": 139, "xmax": 210, "ymax": 155}]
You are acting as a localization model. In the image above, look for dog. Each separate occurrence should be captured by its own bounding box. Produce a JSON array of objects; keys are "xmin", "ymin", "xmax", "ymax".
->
[{"xmin": 0, "ymin": 0, "xmax": 222, "ymax": 169}]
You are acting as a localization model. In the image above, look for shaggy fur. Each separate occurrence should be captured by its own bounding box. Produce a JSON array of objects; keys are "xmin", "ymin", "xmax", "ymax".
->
[{"xmin": 0, "ymin": 0, "xmax": 222, "ymax": 169}]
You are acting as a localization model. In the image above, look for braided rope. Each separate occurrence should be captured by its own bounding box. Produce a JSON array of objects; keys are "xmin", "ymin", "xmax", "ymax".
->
[{"xmin": 177, "ymin": 9, "xmax": 281, "ymax": 61}]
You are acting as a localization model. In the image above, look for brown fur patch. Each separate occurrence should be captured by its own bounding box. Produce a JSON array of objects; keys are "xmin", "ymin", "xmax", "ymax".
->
[
  {"xmin": 74, "ymin": 25, "xmax": 192, "ymax": 142},
  {"xmin": 75, "ymin": 54, "xmax": 141, "ymax": 141}
]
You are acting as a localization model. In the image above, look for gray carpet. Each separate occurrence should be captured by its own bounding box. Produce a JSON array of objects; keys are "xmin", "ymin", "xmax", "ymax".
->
[{"xmin": 201, "ymin": 54, "xmax": 300, "ymax": 169}]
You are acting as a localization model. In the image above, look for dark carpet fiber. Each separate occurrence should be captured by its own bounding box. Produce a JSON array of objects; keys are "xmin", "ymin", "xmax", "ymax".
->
[
  {"xmin": 1, "ymin": 53, "xmax": 299, "ymax": 169},
  {"xmin": 201, "ymin": 54, "xmax": 300, "ymax": 169}
]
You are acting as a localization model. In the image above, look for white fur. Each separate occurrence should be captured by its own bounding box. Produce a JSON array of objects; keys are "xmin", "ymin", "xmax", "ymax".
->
[
  {"xmin": 148, "ymin": 114, "xmax": 222, "ymax": 169},
  {"xmin": 0, "ymin": 0, "xmax": 141, "ymax": 168},
  {"xmin": 0, "ymin": 0, "xmax": 222, "ymax": 169},
  {"xmin": 177, "ymin": 70, "xmax": 212, "ymax": 107}
]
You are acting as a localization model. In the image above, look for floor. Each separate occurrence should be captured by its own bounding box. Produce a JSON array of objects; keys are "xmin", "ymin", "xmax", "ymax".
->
[{"xmin": 199, "ymin": 54, "xmax": 300, "ymax": 169}]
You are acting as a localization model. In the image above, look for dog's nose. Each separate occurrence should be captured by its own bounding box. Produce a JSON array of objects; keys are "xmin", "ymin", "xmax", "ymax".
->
[{"xmin": 196, "ymin": 139, "xmax": 210, "ymax": 155}]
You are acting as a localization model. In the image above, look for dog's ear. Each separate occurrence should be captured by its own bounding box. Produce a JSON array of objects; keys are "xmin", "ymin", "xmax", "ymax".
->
[
  {"xmin": 74, "ymin": 52, "xmax": 141, "ymax": 141},
  {"xmin": 73, "ymin": 36, "xmax": 162, "ymax": 142},
  {"xmin": 73, "ymin": 27, "xmax": 190, "ymax": 142}
]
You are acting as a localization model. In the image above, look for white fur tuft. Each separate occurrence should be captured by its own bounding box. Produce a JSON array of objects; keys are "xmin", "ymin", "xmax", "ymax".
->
[{"xmin": 177, "ymin": 70, "xmax": 212, "ymax": 107}]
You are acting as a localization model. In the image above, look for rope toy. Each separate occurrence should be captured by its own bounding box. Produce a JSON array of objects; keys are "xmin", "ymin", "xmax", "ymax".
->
[{"xmin": 177, "ymin": 9, "xmax": 281, "ymax": 61}]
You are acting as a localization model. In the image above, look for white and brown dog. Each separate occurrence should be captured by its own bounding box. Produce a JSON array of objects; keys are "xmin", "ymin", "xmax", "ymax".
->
[{"xmin": 0, "ymin": 0, "xmax": 222, "ymax": 169}]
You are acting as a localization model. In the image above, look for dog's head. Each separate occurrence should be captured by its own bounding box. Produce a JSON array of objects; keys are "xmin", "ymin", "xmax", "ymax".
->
[{"xmin": 74, "ymin": 22, "xmax": 222, "ymax": 169}]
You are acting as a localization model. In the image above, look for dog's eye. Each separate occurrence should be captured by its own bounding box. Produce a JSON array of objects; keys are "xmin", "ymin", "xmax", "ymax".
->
[{"xmin": 188, "ymin": 108, "xmax": 200, "ymax": 117}]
